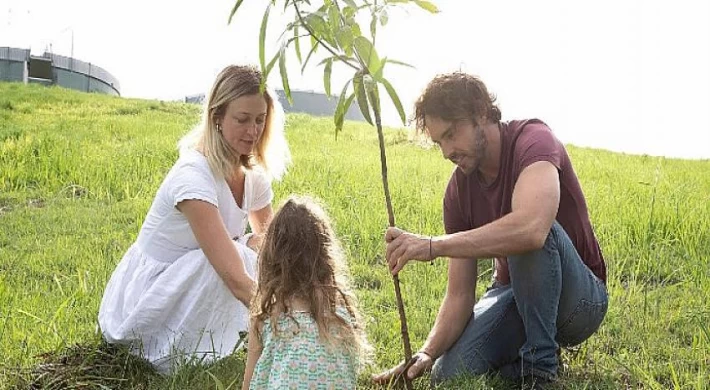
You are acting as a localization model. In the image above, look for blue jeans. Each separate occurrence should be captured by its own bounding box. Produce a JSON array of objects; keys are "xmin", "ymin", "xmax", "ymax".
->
[{"xmin": 431, "ymin": 222, "xmax": 608, "ymax": 384}]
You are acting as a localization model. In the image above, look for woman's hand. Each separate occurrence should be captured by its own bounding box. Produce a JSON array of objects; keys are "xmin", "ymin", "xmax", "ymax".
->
[{"xmin": 246, "ymin": 233, "xmax": 265, "ymax": 253}]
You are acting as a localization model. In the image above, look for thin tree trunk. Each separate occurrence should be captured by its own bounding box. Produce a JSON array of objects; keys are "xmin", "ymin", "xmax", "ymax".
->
[{"xmin": 370, "ymin": 91, "xmax": 414, "ymax": 390}]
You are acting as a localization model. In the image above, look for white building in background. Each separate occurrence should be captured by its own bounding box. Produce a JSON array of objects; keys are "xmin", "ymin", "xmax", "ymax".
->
[{"xmin": 0, "ymin": 46, "xmax": 120, "ymax": 96}]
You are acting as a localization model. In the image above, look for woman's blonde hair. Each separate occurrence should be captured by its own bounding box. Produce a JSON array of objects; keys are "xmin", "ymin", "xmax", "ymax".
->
[
  {"xmin": 252, "ymin": 195, "xmax": 370, "ymax": 360},
  {"xmin": 179, "ymin": 65, "xmax": 290, "ymax": 180}
]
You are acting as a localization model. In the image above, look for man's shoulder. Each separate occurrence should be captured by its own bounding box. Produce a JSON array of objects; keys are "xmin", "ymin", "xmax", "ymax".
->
[
  {"xmin": 505, "ymin": 118, "xmax": 553, "ymax": 138},
  {"xmin": 504, "ymin": 119, "xmax": 567, "ymax": 175},
  {"xmin": 505, "ymin": 119, "xmax": 564, "ymax": 152}
]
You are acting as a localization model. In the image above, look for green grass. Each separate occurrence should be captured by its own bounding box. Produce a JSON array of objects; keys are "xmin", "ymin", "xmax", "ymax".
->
[{"xmin": 1, "ymin": 81, "xmax": 709, "ymax": 389}]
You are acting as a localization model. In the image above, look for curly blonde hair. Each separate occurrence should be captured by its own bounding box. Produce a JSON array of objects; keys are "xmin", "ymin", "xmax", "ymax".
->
[{"xmin": 251, "ymin": 195, "xmax": 370, "ymax": 359}]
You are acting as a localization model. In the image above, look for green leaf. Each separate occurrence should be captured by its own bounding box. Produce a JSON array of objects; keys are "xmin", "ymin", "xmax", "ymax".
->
[
  {"xmin": 227, "ymin": 0, "xmax": 245, "ymax": 25},
  {"xmin": 385, "ymin": 58, "xmax": 415, "ymax": 69},
  {"xmin": 293, "ymin": 25, "xmax": 302, "ymax": 64},
  {"xmin": 301, "ymin": 42, "xmax": 319, "ymax": 74},
  {"xmin": 279, "ymin": 44, "xmax": 291, "ymax": 104},
  {"xmin": 343, "ymin": 0, "xmax": 358, "ymax": 8},
  {"xmin": 206, "ymin": 372, "xmax": 226, "ymax": 390},
  {"xmin": 259, "ymin": 3, "xmax": 272, "ymax": 75},
  {"xmin": 323, "ymin": 59, "xmax": 333, "ymax": 98},
  {"xmin": 334, "ymin": 80, "xmax": 353, "ymax": 133},
  {"xmin": 347, "ymin": 23, "xmax": 361, "ymax": 57},
  {"xmin": 336, "ymin": 26, "xmax": 354, "ymax": 56},
  {"xmin": 353, "ymin": 73, "xmax": 373, "ymax": 125},
  {"xmin": 307, "ymin": 13, "xmax": 338, "ymax": 47},
  {"xmin": 328, "ymin": 4, "xmax": 341, "ymax": 43},
  {"xmin": 370, "ymin": 16, "xmax": 377, "ymax": 42},
  {"xmin": 373, "ymin": 56, "xmax": 386, "ymax": 81},
  {"xmin": 414, "ymin": 0, "xmax": 440, "ymax": 13},
  {"xmin": 336, "ymin": 94, "xmax": 356, "ymax": 136},
  {"xmin": 351, "ymin": 23, "xmax": 362, "ymax": 39},
  {"xmin": 364, "ymin": 75, "xmax": 381, "ymax": 122},
  {"xmin": 381, "ymin": 77, "xmax": 407, "ymax": 124},
  {"xmin": 353, "ymin": 36, "xmax": 382, "ymax": 75},
  {"xmin": 265, "ymin": 52, "xmax": 279, "ymax": 78},
  {"xmin": 380, "ymin": 9, "xmax": 389, "ymax": 26},
  {"xmin": 317, "ymin": 55, "xmax": 337, "ymax": 66},
  {"xmin": 318, "ymin": 54, "xmax": 357, "ymax": 67},
  {"xmin": 343, "ymin": 6, "xmax": 356, "ymax": 20},
  {"xmin": 277, "ymin": 21, "xmax": 296, "ymax": 43},
  {"xmin": 306, "ymin": 14, "xmax": 328, "ymax": 37}
]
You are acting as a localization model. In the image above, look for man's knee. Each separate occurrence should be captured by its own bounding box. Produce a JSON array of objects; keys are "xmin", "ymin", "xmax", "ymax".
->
[
  {"xmin": 430, "ymin": 348, "xmax": 491, "ymax": 385},
  {"xmin": 508, "ymin": 223, "xmax": 564, "ymax": 279}
]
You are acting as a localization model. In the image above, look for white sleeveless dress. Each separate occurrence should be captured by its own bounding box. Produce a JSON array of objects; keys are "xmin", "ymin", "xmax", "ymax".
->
[{"xmin": 98, "ymin": 149, "xmax": 272, "ymax": 372}]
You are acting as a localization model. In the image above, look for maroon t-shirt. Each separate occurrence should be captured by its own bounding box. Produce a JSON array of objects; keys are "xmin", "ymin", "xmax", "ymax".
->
[{"xmin": 443, "ymin": 119, "xmax": 606, "ymax": 284}]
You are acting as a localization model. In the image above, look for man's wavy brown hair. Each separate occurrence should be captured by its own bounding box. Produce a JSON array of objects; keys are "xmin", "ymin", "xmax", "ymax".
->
[
  {"xmin": 251, "ymin": 195, "xmax": 369, "ymax": 358},
  {"xmin": 414, "ymin": 72, "xmax": 502, "ymax": 133}
]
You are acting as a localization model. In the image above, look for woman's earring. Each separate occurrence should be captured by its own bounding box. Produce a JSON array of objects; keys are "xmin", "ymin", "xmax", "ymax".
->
[{"xmin": 216, "ymin": 124, "xmax": 222, "ymax": 133}]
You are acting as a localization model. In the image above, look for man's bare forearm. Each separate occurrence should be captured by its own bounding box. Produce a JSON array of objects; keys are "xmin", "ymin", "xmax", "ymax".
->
[
  {"xmin": 420, "ymin": 293, "xmax": 475, "ymax": 359},
  {"xmin": 433, "ymin": 211, "xmax": 546, "ymax": 261}
]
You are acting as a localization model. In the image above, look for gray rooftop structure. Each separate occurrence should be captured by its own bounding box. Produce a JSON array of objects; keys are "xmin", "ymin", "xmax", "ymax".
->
[{"xmin": 0, "ymin": 47, "xmax": 120, "ymax": 96}]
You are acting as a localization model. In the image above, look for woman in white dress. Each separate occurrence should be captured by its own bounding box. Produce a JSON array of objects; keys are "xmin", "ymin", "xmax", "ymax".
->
[{"xmin": 98, "ymin": 65, "xmax": 290, "ymax": 372}]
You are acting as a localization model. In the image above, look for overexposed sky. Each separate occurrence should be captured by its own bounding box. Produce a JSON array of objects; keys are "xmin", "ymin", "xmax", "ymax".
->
[{"xmin": 2, "ymin": 0, "xmax": 709, "ymax": 159}]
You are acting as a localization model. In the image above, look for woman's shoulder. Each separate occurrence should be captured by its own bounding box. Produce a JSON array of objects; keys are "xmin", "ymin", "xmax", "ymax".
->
[
  {"xmin": 158, "ymin": 149, "xmax": 220, "ymax": 203},
  {"xmin": 246, "ymin": 165, "xmax": 272, "ymax": 186},
  {"xmin": 165, "ymin": 149, "xmax": 217, "ymax": 184},
  {"xmin": 174, "ymin": 149, "xmax": 211, "ymax": 171}
]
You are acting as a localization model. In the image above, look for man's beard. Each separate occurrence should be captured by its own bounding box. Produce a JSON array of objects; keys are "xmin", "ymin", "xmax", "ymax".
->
[{"xmin": 456, "ymin": 126, "xmax": 488, "ymax": 175}]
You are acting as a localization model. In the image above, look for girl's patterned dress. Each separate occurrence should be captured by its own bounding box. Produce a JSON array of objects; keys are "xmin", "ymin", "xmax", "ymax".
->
[{"xmin": 249, "ymin": 309, "xmax": 358, "ymax": 389}]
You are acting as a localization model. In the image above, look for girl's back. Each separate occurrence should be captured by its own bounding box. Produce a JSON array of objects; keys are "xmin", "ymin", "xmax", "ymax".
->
[
  {"xmin": 242, "ymin": 196, "xmax": 370, "ymax": 390},
  {"xmin": 250, "ymin": 308, "xmax": 358, "ymax": 389}
]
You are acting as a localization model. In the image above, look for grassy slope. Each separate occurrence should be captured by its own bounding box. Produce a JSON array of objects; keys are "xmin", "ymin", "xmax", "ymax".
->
[{"xmin": 1, "ymin": 82, "xmax": 708, "ymax": 389}]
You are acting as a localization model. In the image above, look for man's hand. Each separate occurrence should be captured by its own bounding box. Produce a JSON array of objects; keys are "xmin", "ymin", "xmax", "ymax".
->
[
  {"xmin": 385, "ymin": 227, "xmax": 434, "ymax": 275},
  {"xmin": 371, "ymin": 352, "xmax": 434, "ymax": 385}
]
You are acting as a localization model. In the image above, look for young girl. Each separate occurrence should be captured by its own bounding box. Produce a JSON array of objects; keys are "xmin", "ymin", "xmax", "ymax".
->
[{"xmin": 242, "ymin": 196, "xmax": 370, "ymax": 389}]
